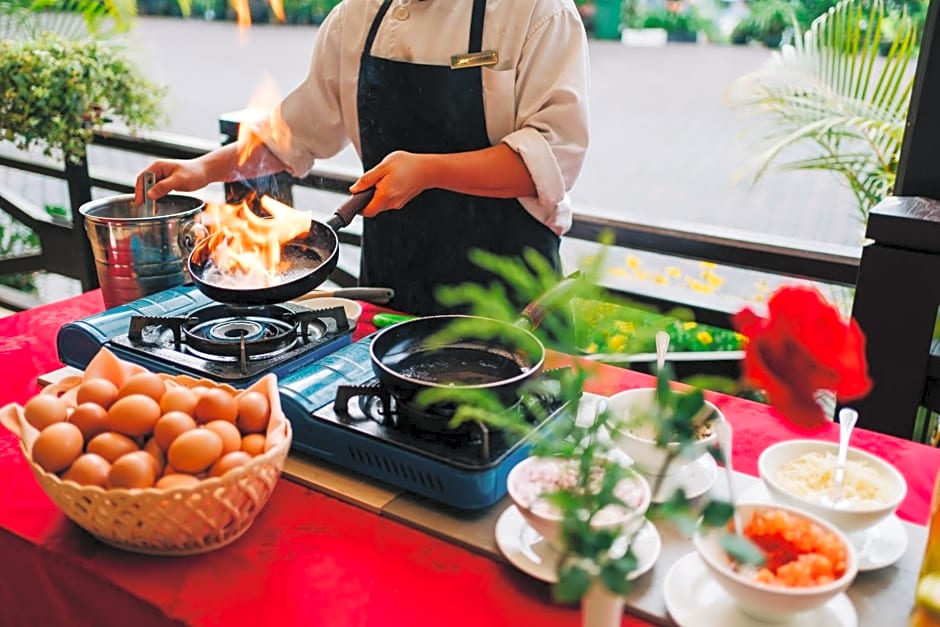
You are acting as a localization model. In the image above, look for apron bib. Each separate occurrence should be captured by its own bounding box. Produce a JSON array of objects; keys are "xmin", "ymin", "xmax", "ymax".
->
[{"xmin": 356, "ymin": 0, "xmax": 560, "ymax": 315}]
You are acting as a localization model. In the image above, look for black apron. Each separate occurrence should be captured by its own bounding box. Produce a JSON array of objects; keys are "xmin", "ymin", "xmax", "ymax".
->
[{"xmin": 356, "ymin": 0, "xmax": 560, "ymax": 316}]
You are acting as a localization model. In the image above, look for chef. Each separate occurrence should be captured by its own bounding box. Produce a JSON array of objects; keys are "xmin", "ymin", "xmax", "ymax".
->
[{"xmin": 137, "ymin": 0, "xmax": 590, "ymax": 316}]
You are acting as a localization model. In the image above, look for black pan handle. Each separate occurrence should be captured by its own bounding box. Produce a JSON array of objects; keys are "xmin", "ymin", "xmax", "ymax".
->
[
  {"xmin": 518, "ymin": 274, "xmax": 580, "ymax": 331},
  {"xmin": 326, "ymin": 189, "xmax": 375, "ymax": 231}
]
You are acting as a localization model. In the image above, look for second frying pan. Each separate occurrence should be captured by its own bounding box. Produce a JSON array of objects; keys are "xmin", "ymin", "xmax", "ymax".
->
[{"xmin": 189, "ymin": 190, "xmax": 374, "ymax": 305}]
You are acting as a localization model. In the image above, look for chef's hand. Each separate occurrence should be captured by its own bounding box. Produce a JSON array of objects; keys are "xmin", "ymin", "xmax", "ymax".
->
[
  {"xmin": 350, "ymin": 151, "xmax": 432, "ymax": 218},
  {"xmin": 135, "ymin": 160, "xmax": 211, "ymax": 206}
]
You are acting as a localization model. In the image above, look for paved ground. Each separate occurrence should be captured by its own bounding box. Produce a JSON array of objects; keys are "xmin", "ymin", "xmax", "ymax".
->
[{"xmin": 0, "ymin": 16, "xmax": 862, "ymax": 304}]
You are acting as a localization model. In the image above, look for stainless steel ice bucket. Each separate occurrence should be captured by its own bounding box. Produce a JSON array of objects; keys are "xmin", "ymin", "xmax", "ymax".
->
[{"xmin": 80, "ymin": 194, "xmax": 205, "ymax": 308}]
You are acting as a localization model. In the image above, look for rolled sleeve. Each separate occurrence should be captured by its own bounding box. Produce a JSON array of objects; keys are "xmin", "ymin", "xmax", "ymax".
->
[{"xmin": 503, "ymin": 2, "xmax": 590, "ymax": 235}]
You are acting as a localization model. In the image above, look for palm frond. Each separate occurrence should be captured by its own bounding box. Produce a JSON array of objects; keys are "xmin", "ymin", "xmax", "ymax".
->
[
  {"xmin": 0, "ymin": 0, "xmax": 137, "ymax": 40},
  {"xmin": 727, "ymin": 0, "xmax": 919, "ymax": 221}
]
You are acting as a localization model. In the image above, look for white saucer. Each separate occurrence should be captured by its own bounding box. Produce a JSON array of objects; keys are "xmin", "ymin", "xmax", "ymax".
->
[
  {"xmin": 638, "ymin": 453, "xmax": 719, "ymax": 504},
  {"xmin": 494, "ymin": 505, "xmax": 661, "ymax": 584},
  {"xmin": 664, "ymin": 551, "xmax": 858, "ymax": 627},
  {"xmin": 738, "ymin": 482, "xmax": 909, "ymax": 572}
]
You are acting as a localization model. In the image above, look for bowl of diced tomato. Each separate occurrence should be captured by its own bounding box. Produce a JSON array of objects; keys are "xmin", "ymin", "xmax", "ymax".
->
[{"xmin": 693, "ymin": 503, "xmax": 859, "ymax": 622}]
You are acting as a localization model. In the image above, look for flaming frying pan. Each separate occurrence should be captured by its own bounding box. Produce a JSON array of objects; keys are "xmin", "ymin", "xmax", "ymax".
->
[{"xmin": 188, "ymin": 190, "xmax": 374, "ymax": 306}]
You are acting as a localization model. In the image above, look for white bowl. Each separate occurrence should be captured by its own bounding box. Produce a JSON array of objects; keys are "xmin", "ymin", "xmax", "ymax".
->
[
  {"xmin": 758, "ymin": 439, "xmax": 906, "ymax": 535},
  {"xmin": 607, "ymin": 387, "xmax": 724, "ymax": 477},
  {"xmin": 693, "ymin": 503, "xmax": 858, "ymax": 623},
  {"xmin": 506, "ymin": 455, "xmax": 651, "ymax": 551},
  {"xmin": 294, "ymin": 296, "xmax": 362, "ymax": 327}
]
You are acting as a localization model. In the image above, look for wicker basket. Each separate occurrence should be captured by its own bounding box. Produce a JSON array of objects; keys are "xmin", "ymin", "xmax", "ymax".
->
[{"xmin": 0, "ymin": 348, "xmax": 292, "ymax": 556}]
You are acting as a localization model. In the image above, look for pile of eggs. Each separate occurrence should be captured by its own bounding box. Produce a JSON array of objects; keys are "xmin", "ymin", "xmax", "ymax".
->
[{"xmin": 25, "ymin": 372, "xmax": 272, "ymax": 490}]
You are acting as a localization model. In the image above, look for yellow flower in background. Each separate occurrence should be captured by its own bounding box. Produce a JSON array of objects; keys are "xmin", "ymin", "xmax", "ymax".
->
[
  {"xmin": 702, "ymin": 271, "xmax": 724, "ymax": 287},
  {"xmin": 686, "ymin": 278, "xmax": 713, "ymax": 294},
  {"xmin": 755, "ymin": 279, "xmax": 770, "ymax": 293},
  {"xmin": 585, "ymin": 342, "xmax": 599, "ymax": 354},
  {"xmin": 609, "ymin": 267, "xmax": 628, "ymax": 277},
  {"xmin": 607, "ymin": 334, "xmax": 628, "ymax": 352},
  {"xmin": 655, "ymin": 275, "xmax": 669, "ymax": 285},
  {"xmin": 696, "ymin": 330, "xmax": 714, "ymax": 345},
  {"xmin": 615, "ymin": 320, "xmax": 636, "ymax": 334},
  {"xmin": 683, "ymin": 321, "xmax": 697, "ymax": 330},
  {"xmin": 699, "ymin": 261, "xmax": 717, "ymax": 270},
  {"xmin": 626, "ymin": 255, "xmax": 642, "ymax": 271},
  {"xmin": 665, "ymin": 266, "xmax": 682, "ymax": 278}
]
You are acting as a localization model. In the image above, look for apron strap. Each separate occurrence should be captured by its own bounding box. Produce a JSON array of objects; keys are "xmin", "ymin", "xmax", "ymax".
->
[
  {"xmin": 468, "ymin": 0, "xmax": 486, "ymax": 53},
  {"xmin": 363, "ymin": 0, "xmax": 395, "ymax": 58}
]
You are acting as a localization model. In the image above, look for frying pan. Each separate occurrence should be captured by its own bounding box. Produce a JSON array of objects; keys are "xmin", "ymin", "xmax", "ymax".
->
[
  {"xmin": 368, "ymin": 277, "xmax": 577, "ymax": 409},
  {"xmin": 188, "ymin": 190, "xmax": 374, "ymax": 305}
]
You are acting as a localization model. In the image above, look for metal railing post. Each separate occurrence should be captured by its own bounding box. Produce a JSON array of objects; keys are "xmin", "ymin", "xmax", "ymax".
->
[{"xmin": 64, "ymin": 154, "xmax": 99, "ymax": 291}]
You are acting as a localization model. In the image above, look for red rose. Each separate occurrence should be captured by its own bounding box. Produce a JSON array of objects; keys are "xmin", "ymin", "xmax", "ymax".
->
[{"xmin": 733, "ymin": 286, "xmax": 872, "ymax": 428}]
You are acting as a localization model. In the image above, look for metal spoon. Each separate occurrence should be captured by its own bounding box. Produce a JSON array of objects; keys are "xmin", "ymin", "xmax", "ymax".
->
[
  {"xmin": 825, "ymin": 407, "xmax": 859, "ymax": 509},
  {"xmin": 655, "ymin": 330, "xmax": 670, "ymax": 373},
  {"xmin": 715, "ymin": 420, "xmax": 742, "ymax": 535},
  {"xmin": 143, "ymin": 171, "xmax": 156, "ymax": 216}
]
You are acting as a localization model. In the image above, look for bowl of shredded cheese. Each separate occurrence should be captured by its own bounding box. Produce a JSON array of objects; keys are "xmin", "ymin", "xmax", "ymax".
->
[{"xmin": 758, "ymin": 439, "xmax": 906, "ymax": 534}]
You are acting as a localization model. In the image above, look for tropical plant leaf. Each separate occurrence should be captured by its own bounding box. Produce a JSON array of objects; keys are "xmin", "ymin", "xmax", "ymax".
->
[{"xmin": 727, "ymin": 0, "xmax": 918, "ymax": 220}]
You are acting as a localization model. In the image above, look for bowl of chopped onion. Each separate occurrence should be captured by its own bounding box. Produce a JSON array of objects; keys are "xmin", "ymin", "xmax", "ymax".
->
[
  {"xmin": 506, "ymin": 455, "xmax": 651, "ymax": 550},
  {"xmin": 607, "ymin": 387, "xmax": 724, "ymax": 477},
  {"xmin": 758, "ymin": 439, "xmax": 906, "ymax": 535},
  {"xmin": 693, "ymin": 503, "xmax": 859, "ymax": 623}
]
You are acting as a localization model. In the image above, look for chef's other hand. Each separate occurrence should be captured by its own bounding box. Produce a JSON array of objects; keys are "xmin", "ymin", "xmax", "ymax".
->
[
  {"xmin": 134, "ymin": 160, "xmax": 209, "ymax": 206},
  {"xmin": 350, "ymin": 151, "xmax": 431, "ymax": 218}
]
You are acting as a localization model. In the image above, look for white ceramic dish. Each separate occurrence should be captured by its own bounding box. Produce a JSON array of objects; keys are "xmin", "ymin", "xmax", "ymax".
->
[
  {"xmin": 758, "ymin": 439, "xmax": 907, "ymax": 535},
  {"xmin": 641, "ymin": 452, "xmax": 718, "ymax": 504},
  {"xmin": 607, "ymin": 387, "xmax": 724, "ymax": 477},
  {"xmin": 693, "ymin": 503, "xmax": 859, "ymax": 623},
  {"xmin": 738, "ymin": 481, "xmax": 908, "ymax": 572},
  {"xmin": 506, "ymin": 456, "xmax": 651, "ymax": 551},
  {"xmin": 664, "ymin": 551, "xmax": 858, "ymax": 627},
  {"xmin": 292, "ymin": 296, "xmax": 362, "ymax": 327},
  {"xmin": 494, "ymin": 504, "xmax": 661, "ymax": 583}
]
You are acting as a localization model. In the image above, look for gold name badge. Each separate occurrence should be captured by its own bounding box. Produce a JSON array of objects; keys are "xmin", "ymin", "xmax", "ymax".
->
[{"xmin": 450, "ymin": 50, "xmax": 498, "ymax": 70}]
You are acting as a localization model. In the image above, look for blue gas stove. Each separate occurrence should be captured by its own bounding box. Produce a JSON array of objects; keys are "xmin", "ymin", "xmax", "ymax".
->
[{"xmin": 56, "ymin": 285, "xmax": 568, "ymax": 510}]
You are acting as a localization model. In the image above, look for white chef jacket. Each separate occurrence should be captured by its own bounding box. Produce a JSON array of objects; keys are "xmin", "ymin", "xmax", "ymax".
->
[{"xmin": 255, "ymin": 0, "xmax": 590, "ymax": 236}]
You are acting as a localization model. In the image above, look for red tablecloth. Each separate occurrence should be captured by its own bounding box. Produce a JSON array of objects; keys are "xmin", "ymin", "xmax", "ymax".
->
[{"xmin": 0, "ymin": 291, "xmax": 937, "ymax": 627}]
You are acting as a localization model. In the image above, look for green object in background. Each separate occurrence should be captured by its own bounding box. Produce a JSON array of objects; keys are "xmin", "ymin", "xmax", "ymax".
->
[
  {"xmin": 373, "ymin": 313, "xmax": 416, "ymax": 328},
  {"xmin": 594, "ymin": 0, "xmax": 623, "ymax": 40}
]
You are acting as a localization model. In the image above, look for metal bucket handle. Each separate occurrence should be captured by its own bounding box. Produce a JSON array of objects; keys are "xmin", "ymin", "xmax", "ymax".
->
[{"xmin": 178, "ymin": 219, "xmax": 209, "ymax": 254}]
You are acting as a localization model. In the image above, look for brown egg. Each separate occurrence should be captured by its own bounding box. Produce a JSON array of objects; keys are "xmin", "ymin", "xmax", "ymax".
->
[
  {"xmin": 159, "ymin": 386, "xmax": 200, "ymax": 417},
  {"xmin": 142, "ymin": 437, "xmax": 165, "ymax": 477},
  {"xmin": 153, "ymin": 411, "xmax": 197, "ymax": 450},
  {"xmin": 86, "ymin": 432, "xmax": 139, "ymax": 463},
  {"xmin": 116, "ymin": 372, "xmax": 167, "ymax": 402},
  {"xmin": 32, "ymin": 422, "xmax": 84, "ymax": 473},
  {"xmin": 240, "ymin": 433, "xmax": 266, "ymax": 457},
  {"xmin": 236, "ymin": 391, "xmax": 271, "ymax": 434},
  {"xmin": 167, "ymin": 428, "xmax": 223, "ymax": 474},
  {"xmin": 61, "ymin": 453, "xmax": 111, "ymax": 488},
  {"xmin": 23, "ymin": 394, "xmax": 69, "ymax": 431},
  {"xmin": 107, "ymin": 394, "xmax": 162, "ymax": 437},
  {"xmin": 194, "ymin": 387, "xmax": 238, "ymax": 424},
  {"xmin": 203, "ymin": 420, "xmax": 242, "ymax": 455},
  {"xmin": 68, "ymin": 402, "xmax": 110, "ymax": 441},
  {"xmin": 107, "ymin": 451, "xmax": 156, "ymax": 489},
  {"xmin": 155, "ymin": 474, "xmax": 201, "ymax": 490},
  {"xmin": 210, "ymin": 451, "xmax": 253, "ymax": 477},
  {"xmin": 75, "ymin": 378, "xmax": 119, "ymax": 410}
]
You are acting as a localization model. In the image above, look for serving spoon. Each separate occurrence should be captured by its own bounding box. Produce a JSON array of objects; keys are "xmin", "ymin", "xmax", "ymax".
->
[
  {"xmin": 824, "ymin": 407, "xmax": 859, "ymax": 509},
  {"xmin": 655, "ymin": 330, "xmax": 670, "ymax": 373}
]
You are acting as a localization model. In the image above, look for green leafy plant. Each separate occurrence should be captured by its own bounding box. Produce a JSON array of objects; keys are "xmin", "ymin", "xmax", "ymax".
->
[
  {"xmin": 0, "ymin": 32, "xmax": 166, "ymax": 164},
  {"xmin": 726, "ymin": 0, "xmax": 919, "ymax": 220}
]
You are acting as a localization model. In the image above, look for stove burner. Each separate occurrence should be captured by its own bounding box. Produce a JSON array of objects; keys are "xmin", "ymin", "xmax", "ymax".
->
[
  {"xmin": 334, "ymin": 383, "xmax": 532, "ymax": 463},
  {"xmin": 128, "ymin": 303, "xmax": 350, "ymax": 374}
]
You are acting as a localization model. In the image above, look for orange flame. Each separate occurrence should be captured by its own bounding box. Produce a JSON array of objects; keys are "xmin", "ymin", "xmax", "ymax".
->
[
  {"xmin": 235, "ymin": 76, "xmax": 288, "ymax": 168},
  {"xmin": 198, "ymin": 194, "xmax": 312, "ymax": 285}
]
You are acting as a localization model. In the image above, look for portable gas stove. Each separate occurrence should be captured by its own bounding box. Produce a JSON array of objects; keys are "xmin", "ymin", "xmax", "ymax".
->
[
  {"xmin": 56, "ymin": 286, "xmax": 569, "ymax": 510},
  {"xmin": 278, "ymin": 337, "xmax": 571, "ymax": 510},
  {"xmin": 56, "ymin": 284, "xmax": 354, "ymax": 385}
]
